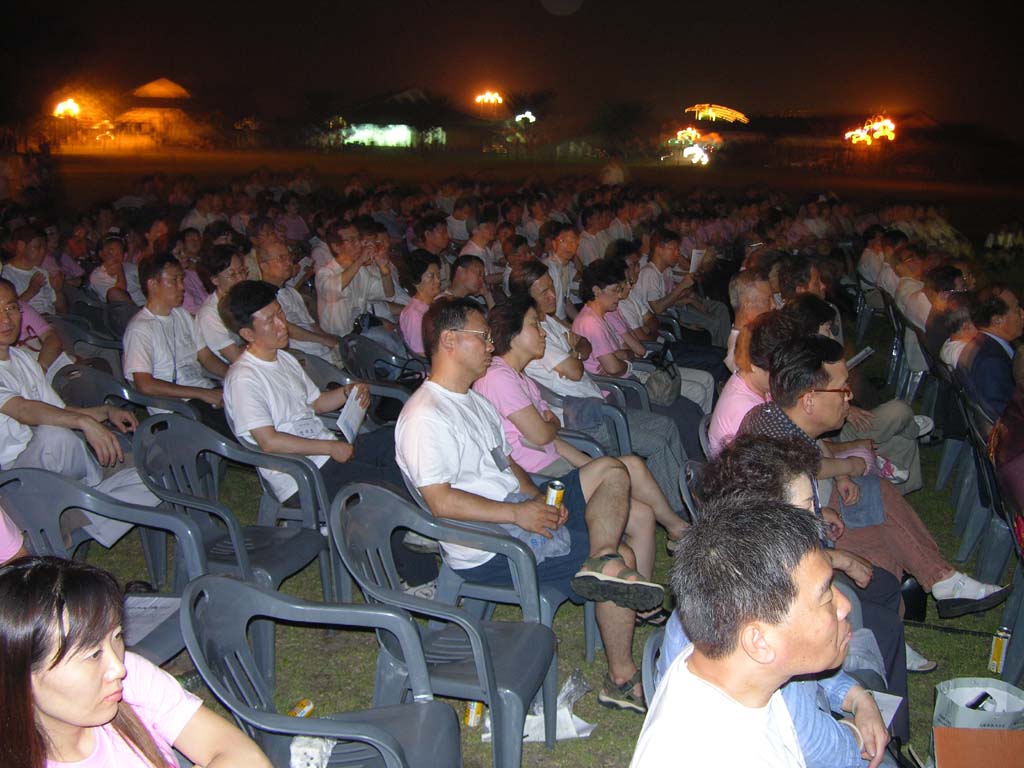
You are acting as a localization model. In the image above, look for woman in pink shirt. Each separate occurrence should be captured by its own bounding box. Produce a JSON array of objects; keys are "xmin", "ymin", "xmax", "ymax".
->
[
  {"xmin": 707, "ymin": 324, "xmax": 772, "ymax": 457},
  {"xmin": 474, "ymin": 297, "xmax": 689, "ymax": 583},
  {"xmin": 398, "ymin": 249, "xmax": 441, "ymax": 356},
  {"xmin": 572, "ymin": 260, "xmax": 704, "ymax": 458},
  {"xmin": 0, "ymin": 557, "xmax": 270, "ymax": 768}
]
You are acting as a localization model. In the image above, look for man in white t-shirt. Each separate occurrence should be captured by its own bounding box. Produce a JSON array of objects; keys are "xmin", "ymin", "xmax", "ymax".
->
[
  {"xmin": 445, "ymin": 197, "xmax": 472, "ymax": 244},
  {"xmin": 123, "ymin": 254, "xmax": 230, "ymax": 434},
  {"xmin": 315, "ymin": 222, "xmax": 394, "ymax": 336},
  {"xmin": 2, "ymin": 226, "xmax": 66, "ymax": 315},
  {"xmin": 220, "ymin": 280, "xmax": 403, "ymax": 503},
  {"xmin": 258, "ymin": 241, "xmax": 342, "ymax": 365},
  {"xmin": 0, "ymin": 279, "xmax": 157, "ymax": 546},
  {"xmin": 543, "ymin": 223, "xmax": 580, "ymax": 321},
  {"xmin": 576, "ymin": 206, "xmax": 604, "ymax": 267},
  {"xmin": 631, "ymin": 497, "xmax": 853, "ymax": 767},
  {"xmin": 396, "ymin": 297, "xmax": 665, "ymax": 714},
  {"xmin": 633, "ymin": 228, "xmax": 731, "ymax": 347},
  {"xmin": 88, "ymin": 231, "xmax": 145, "ymax": 306}
]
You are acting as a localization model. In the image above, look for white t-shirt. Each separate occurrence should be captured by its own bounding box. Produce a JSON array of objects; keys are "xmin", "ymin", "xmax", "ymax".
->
[
  {"xmin": 2, "ymin": 263, "xmax": 57, "ymax": 315},
  {"xmin": 459, "ymin": 239, "xmax": 496, "ymax": 273},
  {"xmin": 223, "ymin": 350, "xmax": 333, "ymax": 501},
  {"xmin": 577, "ymin": 231, "xmax": 602, "ymax": 266},
  {"xmin": 315, "ymin": 260, "xmax": 387, "ymax": 336},
  {"xmin": 631, "ymin": 645, "xmax": 806, "ymax": 768},
  {"xmin": 123, "ymin": 307, "xmax": 214, "ymax": 390},
  {"xmin": 544, "ymin": 256, "xmax": 577, "ymax": 321},
  {"xmin": 525, "ymin": 315, "xmax": 603, "ymax": 400},
  {"xmin": 89, "ymin": 263, "xmax": 145, "ymax": 306},
  {"xmin": 633, "ymin": 263, "xmax": 670, "ymax": 310},
  {"xmin": 274, "ymin": 284, "xmax": 336, "ymax": 360},
  {"xmin": 617, "ymin": 293, "xmax": 649, "ymax": 333},
  {"xmin": 396, "ymin": 381, "xmax": 520, "ymax": 569},
  {"xmin": 0, "ymin": 347, "xmax": 65, "ymax": 465},
  {"xmin": 195, "ymin": 292, "xmax": 241, "ymax": 363},
  {"xmin": 446, "ymin": 215, "xmax": 469, "ymax": 243}
]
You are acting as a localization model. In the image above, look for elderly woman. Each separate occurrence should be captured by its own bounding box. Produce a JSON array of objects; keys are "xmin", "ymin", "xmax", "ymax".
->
[
  {"xmin": 397, "ymin": 249, "xmax": 442, "ymax": 356},
  {"xmin": 473, "ymin": 295, "xmax": 688, "ymax": 607},
  {"xmin": 0, "ymin": 556, "xmax": 271, "ymax": 768}
]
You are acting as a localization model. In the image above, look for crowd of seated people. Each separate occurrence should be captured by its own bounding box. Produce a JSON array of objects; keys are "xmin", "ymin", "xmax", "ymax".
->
[{"xmin": 0, "ymin": 167, "xmax": 1019, "ymax": 767}]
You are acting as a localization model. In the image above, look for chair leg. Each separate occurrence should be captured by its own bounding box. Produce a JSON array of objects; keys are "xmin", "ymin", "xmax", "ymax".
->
[
  {"xmin": 372, "ymin": 652, "xmax": 409, "ymax": 708},
  {"xmin": 492, "ymin": 690, "xmax": 525, "ymax": 768},
  {"xmin": 936, "ymin": 440, "xmax": 966, "ymax": 491},
  {"xmin": 855, "ymin": 306, "xmax": 873, "ymax": 346},
  {"xmin": 1000, "ymin": 565, "xmax": 1024, "ymax": 685},
  {"xmin": 952, "ymin": 463, "xmax": 980, "ymax": 537},
  {"xmin": 955, "ymin": 500, "xmax": 993, "ymax": 565},
  {"xmin": 138, "ymin": 527, "xmax": 167, "ymax": 590},
  {"xmin": 973, "ymin": 517, "xmax": 1015, "ymax": 585},
  {"xmin": 904, "ymin": 371, "xmax": 925, "ymax": 404}
]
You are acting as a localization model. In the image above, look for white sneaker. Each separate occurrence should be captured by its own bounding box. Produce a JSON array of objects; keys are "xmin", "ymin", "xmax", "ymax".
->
[
  {"xmin": 931, "ymin": 571, "xmax": 1013, "ymax": 618},
  {"xmin": 914, "ymin": 415, "xmax": 934, "ymax": 439},
  {"xmin": 906, "ymin": 642, "xmax": 938, "ymax": 673},
  {"xmin": 402, "ymin": 579, "xmax": 438, "ymax": 600}
]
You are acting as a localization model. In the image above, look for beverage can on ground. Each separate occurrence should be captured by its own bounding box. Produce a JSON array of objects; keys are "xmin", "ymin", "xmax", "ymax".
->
[
  {"xmin": 288, "ymin": 698, "xmax": 315, "ymax": 717},
  {"xmin": 989, "ymin": 627, "xmax": 1011, "ymax": 674},
  {"xmin": 464, "ymin": 700, "xmax": 484, "ymax": 727}
]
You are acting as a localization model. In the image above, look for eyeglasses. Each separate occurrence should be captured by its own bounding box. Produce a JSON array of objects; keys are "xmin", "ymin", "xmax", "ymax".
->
[
  {"xmin": 452, "ymin": 328, "xmax": 494, "ymax": 345},
  {"xmin": 809, "ymin": 385, "xmax": 853, "ymax": 397}
]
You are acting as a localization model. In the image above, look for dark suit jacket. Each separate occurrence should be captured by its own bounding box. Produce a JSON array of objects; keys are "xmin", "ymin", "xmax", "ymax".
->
[{"xmin": 960, "ymin": 333, "xmax": 1015, "ymax": 420}]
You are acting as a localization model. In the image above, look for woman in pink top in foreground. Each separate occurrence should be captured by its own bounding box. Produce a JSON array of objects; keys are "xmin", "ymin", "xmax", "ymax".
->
[{"xmin": 0, "ymin": 557, "xmax": 270, "ymax": 768}]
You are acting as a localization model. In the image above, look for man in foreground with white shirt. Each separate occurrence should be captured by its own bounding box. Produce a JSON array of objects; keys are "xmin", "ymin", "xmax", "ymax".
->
[{"xmin": 631, "ymin": 496, "xmax": 853, "ymax": 767}]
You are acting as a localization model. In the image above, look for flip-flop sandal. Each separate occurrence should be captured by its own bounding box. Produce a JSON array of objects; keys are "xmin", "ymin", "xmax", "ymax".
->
[
  {"xmin": 571, "ymin": 553, "xmax": 665, "ymax": 611},
  {"xmin": 598, "ymin": 670, "xmax": 646, "ymax": 714},
  {"xmin": 635, "ymin": 607, "xmax": 672, "ymax": 627}
]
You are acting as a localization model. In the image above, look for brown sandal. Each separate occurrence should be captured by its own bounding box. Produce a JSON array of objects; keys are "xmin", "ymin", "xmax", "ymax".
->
[{"xmin": 570, "ymin": 553, "xmax": 664, "ymax": 611}]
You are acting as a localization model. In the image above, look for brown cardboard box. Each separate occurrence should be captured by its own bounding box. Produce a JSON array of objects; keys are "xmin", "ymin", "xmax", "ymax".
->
[{"xmin": 933, "ymin": 726, "xmax": 1024, "ymax": 767}]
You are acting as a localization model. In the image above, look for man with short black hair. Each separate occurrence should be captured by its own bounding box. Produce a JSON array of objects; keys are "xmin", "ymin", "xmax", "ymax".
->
[
  {"xmin": 440, "ymin": 253, "xmax": 494, "ymax": 309},
  {"xmin": 632, "ymin": 495, "xmax": 850, "ymax": 767},
  {"xmin": 2, "ymin": 226, "xmax": 66, "ymax": 315},
  {"xmin": 316, "ymin": 221, "xmax": 395, "ymax": 336}
]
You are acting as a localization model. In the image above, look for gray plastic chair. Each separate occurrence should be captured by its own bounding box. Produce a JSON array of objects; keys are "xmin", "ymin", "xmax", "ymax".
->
[
  {"xmin": 678, "ymin": 460, "xmax": 704, "ymax": 523},
  {"xmin": 44, "ymin": 314, "xmax": 124, "ymax": 380},
  {"xmin": 339, "ymin": 332, "xmax": 427, "ymax": 384},
  {"xmin": 641, "ymin": 626, "xmax": 665, "ymax": 704},
  {"xmin": 330, "ymin": 483, "xmax": 556, "ymax": 768},
  {"xmin": 133, "ymin": 414, "xmax": 338, "ymax": 684},
  {"xmin": 0, "ymin": 468, "xmax": 207, "ymax": 665},
  {"xmin": 181, "ymin": 575, "xmax": 462, "ymax": 768},
  {"xmin": 534, "ymin": 380, "xmax": 633, "ymax": 456},
  {"xmin": 697, "ymin": 413, "xmax": 712, "ymax": 460},
  {"xmin": 53, "ymin": 363, "xmax": 200, "ymax": 420}
]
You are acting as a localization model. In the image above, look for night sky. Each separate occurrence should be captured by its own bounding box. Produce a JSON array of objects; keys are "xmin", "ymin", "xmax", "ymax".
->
[{"xmin": 5, "ymin": 0, "xmax": 1022, "ymax": 136}]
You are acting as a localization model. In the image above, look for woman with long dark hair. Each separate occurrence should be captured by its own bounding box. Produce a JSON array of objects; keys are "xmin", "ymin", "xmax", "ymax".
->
[{"xmin": 0, "ymin": 556, "xmax": 270, "ymax": 768}]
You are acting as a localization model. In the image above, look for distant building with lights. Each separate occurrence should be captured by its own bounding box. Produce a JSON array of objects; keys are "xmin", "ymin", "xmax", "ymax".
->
[{"xmin": 113, "ymin": 79, "xmax": 211, "ymax": 147}]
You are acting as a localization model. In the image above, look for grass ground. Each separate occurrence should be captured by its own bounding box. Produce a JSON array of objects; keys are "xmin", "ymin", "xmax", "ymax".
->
[{"xmin": 84, "ymin": 281, "xmax": 1022, "ymax": 767}]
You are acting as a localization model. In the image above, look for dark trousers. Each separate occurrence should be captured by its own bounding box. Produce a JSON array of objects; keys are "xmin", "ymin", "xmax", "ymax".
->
[
  {"xmin": 652, "ymin": 396, "xmax": 704, "ymax": 460},
  {"xmin": 845, "ymin": 566, "xmax": 910, "ymax": 742},
  {"xmin": 669, "ymin": 341, "xmax": 731, "ymax": 385},
  {"xmin": 289, "ymin": 427, "xmax": 438, "ymax": 587},
  {"xmin": 188, "ymin": 399, "xmax": 235, "ymax": 440}
]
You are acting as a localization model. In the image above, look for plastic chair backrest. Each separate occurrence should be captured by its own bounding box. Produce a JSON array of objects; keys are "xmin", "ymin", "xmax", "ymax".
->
[
  {"xmin": 698, "ymin": 413, "xmax": 712, "ymax": 460},
  {"xmin": 679, "ymin": 460, "xmax": 704, "ymax": 522}
]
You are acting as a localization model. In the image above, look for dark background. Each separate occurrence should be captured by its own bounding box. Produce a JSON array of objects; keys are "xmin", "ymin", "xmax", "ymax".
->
[{"xmin": 4, "ymin": 0, "xmax": 1022, "ymax": 137}]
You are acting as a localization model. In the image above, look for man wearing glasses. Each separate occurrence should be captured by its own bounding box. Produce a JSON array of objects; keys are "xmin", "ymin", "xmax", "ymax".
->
[
  {"xmin": 316, "ymin": 221, "xmax": 395, "ymax": 337},
  {"xmin": 397, "ymin": 297, "xmax": 666, "ymax": 713}
]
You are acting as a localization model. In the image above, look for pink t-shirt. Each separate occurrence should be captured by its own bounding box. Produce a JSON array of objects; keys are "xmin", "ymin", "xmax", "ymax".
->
[
  {"xmin": 572, "ymin": 305, "xmax": 623, "ymax": 377},
  {"xmin": 17, "ymin": 302, "xmax": 52, "ymax": 350},
  {"xmin": 400, "ymin": 298, "xmax": 429, "ymax": 355},
  {"xmin": 473, "ymin": 357, "xmax": 560, "ymax": 472},
  {"xmin": 708, "ymin": 373, "xmax": 769, "ymax": 457},
  {"xmin": 182, "ymin": 269, "xmax": 208, "ymax": 316},
  {"xmin": 47, "ymin": 651, "xmax": 203, "ymax": 768},
  {"xmin": 0, "ymin": 504, "xmax": 24, "ymax": 563}
]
